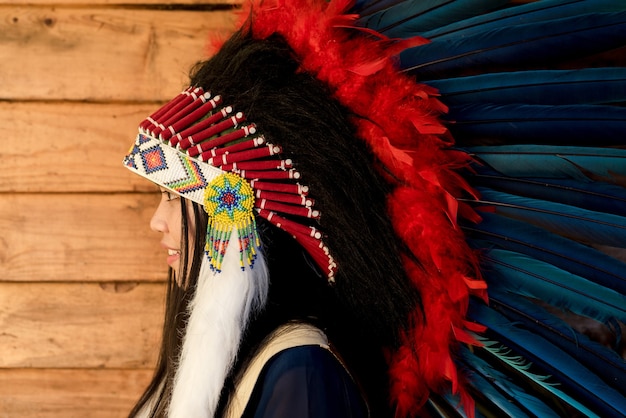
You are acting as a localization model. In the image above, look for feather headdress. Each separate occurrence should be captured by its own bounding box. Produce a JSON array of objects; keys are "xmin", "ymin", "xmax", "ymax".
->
[{"xmin": 240, "ymin": 0, "xmax": 487, "ymax": 415}]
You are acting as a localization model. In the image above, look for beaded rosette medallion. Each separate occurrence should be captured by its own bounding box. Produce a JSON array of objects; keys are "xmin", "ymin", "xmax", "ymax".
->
[{"xmin": 124, "ymin": 87, "xmax": 335, "ymax": 277}]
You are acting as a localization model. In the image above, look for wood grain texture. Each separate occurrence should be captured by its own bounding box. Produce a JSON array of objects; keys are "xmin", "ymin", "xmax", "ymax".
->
[
  {"xmin": 0, "ymin": 1, "xmax": 226, "ymax": 415},
  {"xmin": 0, "ymin": 7, "xmax": 236, "ymax": 101},
  {"xmin": 0, "ymin": 368, "xmax": 153, "ymax": 418},
  {"xmin": 0, "ymin": 193, "xmax": 167, "ymax": 282},
  {"xmin": 0, "ymin": 281, "xmax": 165, "ymax": 368},
  {"xmin": 0, "ymin": 101, "xmax": 158, "ymax": 193}
]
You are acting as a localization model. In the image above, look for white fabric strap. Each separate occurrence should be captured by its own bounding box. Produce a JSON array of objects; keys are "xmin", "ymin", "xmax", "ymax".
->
[{"xmin": 224, "ymin": 323, "xmax": 330, "ymax": 418}]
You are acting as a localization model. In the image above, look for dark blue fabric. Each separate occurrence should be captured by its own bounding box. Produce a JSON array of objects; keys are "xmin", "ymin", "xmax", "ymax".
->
[{"xmin": 242, "ymin": 345, "xmax": 368, "ymax": 418}]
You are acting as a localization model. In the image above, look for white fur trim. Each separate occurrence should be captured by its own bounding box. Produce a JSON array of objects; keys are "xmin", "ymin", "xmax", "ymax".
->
[{"xmin": 168, "ymin": 230, "xmax": 269, "ymax": 417}]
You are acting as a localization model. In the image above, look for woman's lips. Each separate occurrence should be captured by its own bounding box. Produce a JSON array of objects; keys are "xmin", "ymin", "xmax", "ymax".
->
[{"xmin": 166, "ymin": 248, "xmax": 181, "ymax": 266}]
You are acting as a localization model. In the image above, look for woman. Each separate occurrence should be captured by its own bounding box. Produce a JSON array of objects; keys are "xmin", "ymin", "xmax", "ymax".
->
[
  {"xmin": 123, "ymin": 1, "xmax": 483, "ymax": 417},
  {"xmin": 126, "ymin": 32, "xmax": 424, "ymax": 418}
]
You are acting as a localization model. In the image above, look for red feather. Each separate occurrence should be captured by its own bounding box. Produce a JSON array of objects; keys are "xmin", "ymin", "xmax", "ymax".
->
[{"xmin": 237, "ymin": 0, "xmax": 487, "ymax": 415}]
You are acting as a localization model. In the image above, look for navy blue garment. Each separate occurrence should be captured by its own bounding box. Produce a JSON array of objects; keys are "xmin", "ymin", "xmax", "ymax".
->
[{"xmin": 242, "ymin": 345, "xmax": 368, "ymax": 418}]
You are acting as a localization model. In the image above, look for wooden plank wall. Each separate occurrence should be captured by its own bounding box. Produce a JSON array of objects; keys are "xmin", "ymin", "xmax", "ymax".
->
[{"xmin": 0, "ymin": 1, "xmax": 236, "ymax": 416}]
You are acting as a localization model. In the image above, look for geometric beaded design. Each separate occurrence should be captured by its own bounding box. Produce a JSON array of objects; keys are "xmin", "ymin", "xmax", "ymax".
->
[
  {"xmin": 124, "ymin": 86, "xmax": 337, "ymax": 280},
  {"xmin": 124, "ymin": 133, "xmax": 222, "ymax": 206},
  {"xmin": 141, "ymin": 146, "xmax": 168, "ymax": 174},
  {"xmin": 203, "ymin": 172, "xmax": 259, "ymax": 271},
  {"xmin": 165, "ymin": 155, "xmax": 207, "ymax": 194}
]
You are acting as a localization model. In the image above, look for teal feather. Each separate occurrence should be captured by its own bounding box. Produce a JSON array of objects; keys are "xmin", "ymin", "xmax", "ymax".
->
[
  {"xmin": 351, "ymin": 0, "xmax": 413, "ymax": 17},
  {"xmin": 349, "ymin": 0, "xmax": 626, "ymax": 416},
  {"xmin": 482, "ymin": 248, "xmax": 626, "ymax": 324},
  {"xmin": 486, "ymin": 287, "xmax": 626, "ymax": 395},
  {"xmin": 469, "ymin": 302, "xmax": 626, "ymax": 417},
  {"xmin": 426, "ymin": 68, "xmax": 626, "ymax": 106},
  {"xmin": 463, "ymin": 212, "xmax": 626, "ymax": 294},
  {"xmin": 422, "ymin": 0, "xmax": 626, "ymax": 40},
  {"xmin": 357, "ymin": 0, "xmax": 508, "ymax": 38},
  {"xmin": 401, "ymin": 13, "xmax": 626, "ymax": 78},
  {"xmin": 459, "ymin": 346, "xmax": 561, "ymax": 417},
  {"xmin": 469, "ymin": 168, "xmax": 626, "ymax": 216},
  {"xmin": 445, "ymin": 104, "xmax": 626, "ymax": 146},
  {"xmin": 475, "ymin": 187, "xmax": 626, "ymax": 248},
  {"xmin": 462, "ymin": 368, "xmax": 533, "ymax": 417},
  {"xmin": 351, "ymin": 0, "xmax": 405, "ymax": 16},
  {"xmin": 462, "ymin": 146, "xmax": 626, "ymax": 183},
  {"xmin": 475, "ymin": 337, "xmax": 600, "ymax": 418},
  {"xmin": 424, "ymin": 395, "xmax": 468, "ymax": 418}
]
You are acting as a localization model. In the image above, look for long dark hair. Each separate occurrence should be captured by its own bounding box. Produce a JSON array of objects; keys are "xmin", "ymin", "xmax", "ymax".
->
[
  {"xmin": 128, "ymin": 199, "xmax": 207, "ymax": 417},
  {"xmin": 130, "ymin": 28, "xmax": 422, "ymax": 418}
]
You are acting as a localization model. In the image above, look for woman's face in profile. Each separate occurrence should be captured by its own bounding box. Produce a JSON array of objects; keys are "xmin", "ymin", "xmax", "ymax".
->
[{"xmin": 150, "ymin": 188, "xmax": 189, "ymax": 278}]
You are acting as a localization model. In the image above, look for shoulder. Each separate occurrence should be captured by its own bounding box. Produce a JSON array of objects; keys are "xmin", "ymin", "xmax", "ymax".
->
[
  {"xmin": 260, "ymin": 344, "xmax": 353, "ymax": 388},
  {"xmin": 244, "ymin": 345, "xmax": 369, "ymax": 418}
]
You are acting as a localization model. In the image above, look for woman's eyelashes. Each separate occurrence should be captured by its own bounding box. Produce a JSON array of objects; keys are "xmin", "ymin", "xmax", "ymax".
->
[{"xmin": 161, "ymin": 190, "xmax": 179, "ymax": 201}]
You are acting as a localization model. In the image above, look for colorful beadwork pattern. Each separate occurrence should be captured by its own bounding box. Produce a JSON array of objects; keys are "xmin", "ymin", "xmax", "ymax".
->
[
  {"xmin": 124, "ymin": 86, "xmax": 336, "ymax": 279},
  {"xmin": 204, "ymin": 172, "xmax": 259, "ymax": 271},
  {"xmin": 165, "ymin": 155, "xmax": 208, "ymax": 194},
  {"xmin": 141, "ymin": 146, "xmax": 168, "ymax": 174},
  {"xmin": 124, "ymin": 133, "xmax": 217, "ymax": 206}
]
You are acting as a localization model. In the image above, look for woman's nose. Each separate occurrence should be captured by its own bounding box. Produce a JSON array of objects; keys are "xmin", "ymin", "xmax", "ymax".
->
[{"xmin": 150, "ymin": 199, "xmax": 169, "ymax": 233}]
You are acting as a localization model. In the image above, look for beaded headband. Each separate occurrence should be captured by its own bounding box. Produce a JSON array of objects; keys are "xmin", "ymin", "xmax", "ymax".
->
[{"xmin": 124, "ymin": 87, "xmax": 337, "ymax": 279}]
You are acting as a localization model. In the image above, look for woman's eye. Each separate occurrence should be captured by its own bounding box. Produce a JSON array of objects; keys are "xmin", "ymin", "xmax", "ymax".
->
[{"xmin": 161, "ymin": 190, "xmax": 179, "ymax": 201}]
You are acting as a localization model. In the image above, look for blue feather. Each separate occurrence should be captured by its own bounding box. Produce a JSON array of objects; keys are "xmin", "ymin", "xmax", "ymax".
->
[
  {"xmin": 460, "ymin": 360, "xmax": 534, "ymax": 416},
  {"xmin": 423, "ymin": 0, "xmax": 626, "ymax": 40},
  {"xmin": 468, "ymin": 301, "xmax": 626, "ymax": 417},
  {"xmin": 462, "ymin": 145, "xmax": 626, "ymax": 182},
  {"xmin": 486, "ymin": 288, "xmax": 626, "ymax": 396},
  {"xmin": 350, "ymin": 0, "xmax": 424, "ymax": 17},
  {"xmin": 463, "ymin": 212, "xmax": 626, "ymax": 294},
  {"xmin": 481, "ymin": 248, "xmax": 626, "ymax": 324},
  {"xmin": 474, "ymin": 187, "xmax": 626, "ymax": 248},
  {"xmin": 459, "ymin": 346, "xmax": 561, "ymax": 417},
  {"xmin": 425, "ymin": 68, "xmax": 626, "ymax": 106},
  {"xmin": 350, "ymin": 0, "xmax": 626, "ymax": 416},
  {"xmin": 350, "ymin": 0, "xmax": 402, "ymax": 16},
  {"xmin": 401, "ymin": 13, "xmax": 626, "ymax": 78},
  {"xmin": 424, "ymin": 395, "xmax": 470, "ymax": 418},
  {"xmin": 475, "ymin": 336, "xmax": 601, "ymax": 417},
  {"xmin": 356, "ymin": 0, "xmax": 508, "ymax": 39},
  {"xmin": 445, "ymin": 104, "xmax": 626, "ymax": 146},
  {"xmin": 469, "ymin": 169, "xmax": 626, "ymax": 216}
]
